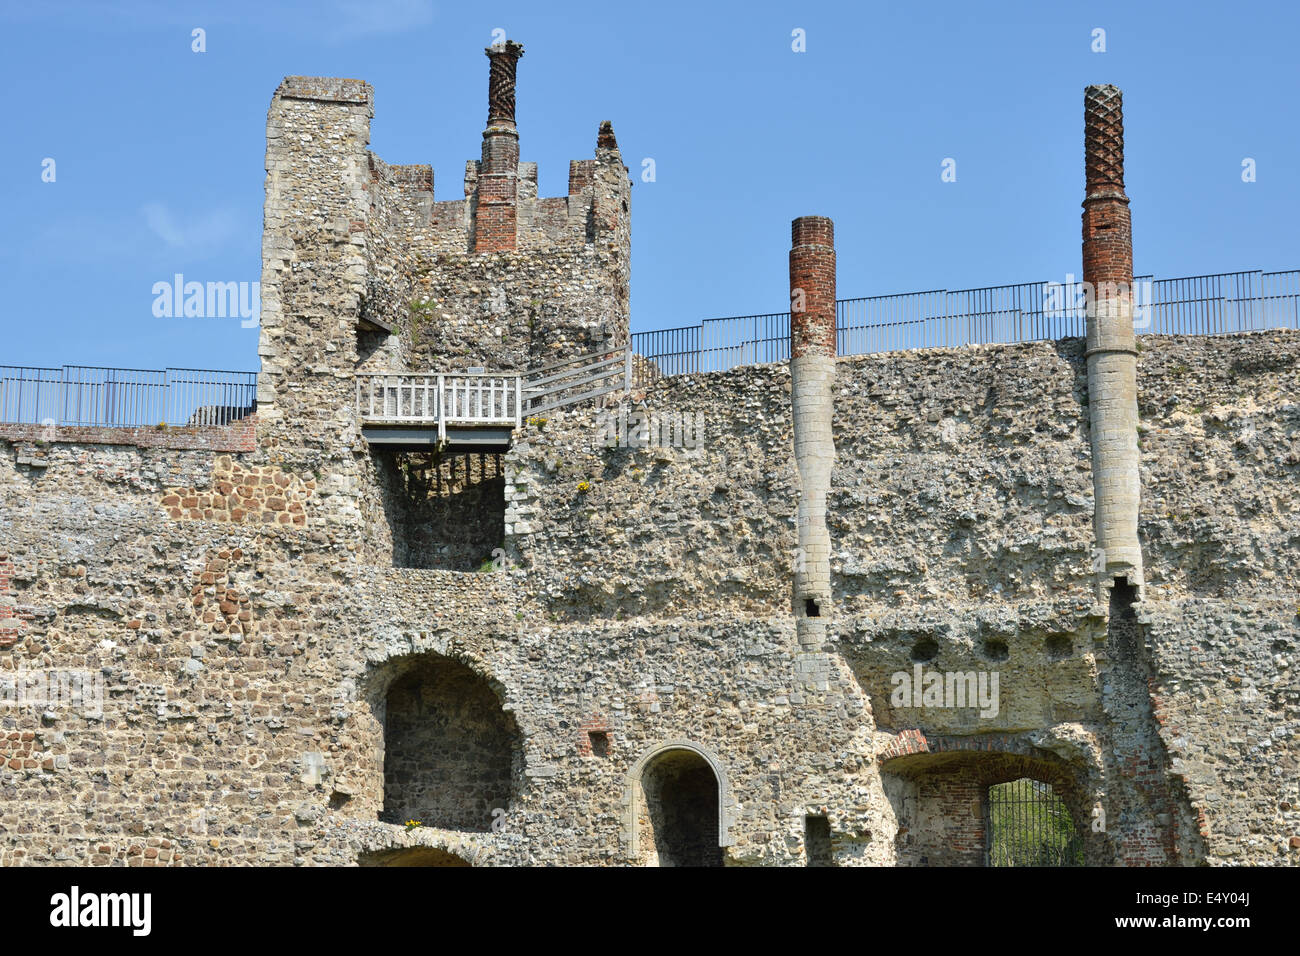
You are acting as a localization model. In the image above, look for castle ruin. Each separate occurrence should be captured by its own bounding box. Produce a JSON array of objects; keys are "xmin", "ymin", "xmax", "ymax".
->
[{"xmin": 0, "ymin": 43, "xmax": 1296, "ymax": 867}]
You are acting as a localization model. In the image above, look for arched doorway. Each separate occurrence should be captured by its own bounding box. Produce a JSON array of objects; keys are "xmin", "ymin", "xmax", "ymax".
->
[
  {"xmin": 624, "ymin": 742, "xmax": 733, "ymax": 866},
  {"xmin": 881, "ymin": 742, "xmax": 1097, "ymax": 866}
]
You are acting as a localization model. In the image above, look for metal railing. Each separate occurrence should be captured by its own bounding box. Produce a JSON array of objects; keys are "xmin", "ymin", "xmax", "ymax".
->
[
  {"xmin": 630, "ymin": 269, "xmax": 1300, "ymax": 378},
  {"xmin": 986, "ymin": 777, "xmax": 1084, "ymax": 867},
  {"xmin": 523, "ymin": 346, "xmax": 631, "ymax": 414},
  {"xmin": 10, "ymin": 268, "xmax": 1295, "ymax": 429},
  {"xmin": 355, "ymin": 346, "xmax": 634, "ymax": 439},
  {"xmin": 0, "ymin": 366, "xmax": 257, "ymax": 427}
]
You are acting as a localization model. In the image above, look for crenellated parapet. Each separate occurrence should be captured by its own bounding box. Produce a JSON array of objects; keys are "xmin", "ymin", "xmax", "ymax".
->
[{"xmin": 257, "ymin": 41, "xmax": 632, "ymax": 466}]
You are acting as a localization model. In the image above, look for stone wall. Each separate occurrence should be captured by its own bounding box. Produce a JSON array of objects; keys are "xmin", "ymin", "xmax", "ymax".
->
[
  {"xmin": 1134, "ymin": 331, "xmax": 1300, "ymax": 864},
  {"xmin": 257, "ymin": 77, "xmax": 373, "ymax": 466},
  {"xmin": 162, "ymin": 454, "xmax": 313, "ymax": 527},
  {"xmin": 0, "ymin": 439, "xmax": 343, "ymax": 865},
  {"xmin": 3, "ymin": 330, "xmax": 1296, "ymax": 866},
  {"xmin": 0, "ymin": 417, "xmax": 256, "ymax": 454},
  {"xmin": 495, "ymin": 329, "xmax": 1300, "ymax": 866}
]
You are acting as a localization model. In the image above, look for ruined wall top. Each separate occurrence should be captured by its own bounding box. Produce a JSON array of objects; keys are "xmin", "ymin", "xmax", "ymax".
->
[
  {"xmin": 261, "ymin": 42, "xmax": 632, "ymax": 382},
  {"xmin": 276, "ymin": 76, "xmax": 373, "ymax": 107}
]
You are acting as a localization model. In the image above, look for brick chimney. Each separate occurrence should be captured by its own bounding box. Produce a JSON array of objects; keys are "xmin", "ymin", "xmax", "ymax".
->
[
  {"xmin": 1082, "ymin": 84, "xmax": 1143, "ymax": 590},
  {"xmin": 789, "ymin": 216, "xmax": 836, "ymax": 647},
  {"xmin": 474, "ymin": 40, "xmax": 524, "ymax": 252}
]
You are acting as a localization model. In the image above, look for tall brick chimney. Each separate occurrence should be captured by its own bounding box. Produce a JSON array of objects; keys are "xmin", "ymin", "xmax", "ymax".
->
[
  {"xmin": 789, "ymin": 216, "xmax": 836, "ymax": 647},
  {"xmin": 474, "ymin": 40, "xmax": 524, "ymax": 253},
  {"xmin": 1082, "ymin": 84, "xmax": 1143, "ymax": 590}
]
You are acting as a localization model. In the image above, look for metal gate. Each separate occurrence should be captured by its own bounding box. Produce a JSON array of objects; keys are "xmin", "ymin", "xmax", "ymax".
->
[{"xmin": 986, "ymin": 778, "xmax": 1084, "ymax": 866}]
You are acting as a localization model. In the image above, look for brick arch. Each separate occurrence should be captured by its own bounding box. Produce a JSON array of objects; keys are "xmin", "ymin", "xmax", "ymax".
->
[
  {"xmin": 878, "ymin": 729, "xmax": 1089, "ymax": 778},
  {"xmin": 878, "ymin": 730, "xmax": 1102, "ymax": 866},
  {"xmin": 620, "ymin": 740, "xmax": 735, "ymax": 862}
]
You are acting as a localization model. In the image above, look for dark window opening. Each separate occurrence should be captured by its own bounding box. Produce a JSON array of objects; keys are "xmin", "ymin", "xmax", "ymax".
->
[
  {"xmin": 909, "ymin": 638, "xmax": 939, "ymax": 663},
  {"xmin": 589, "ymin": 731, "xmax": 610, "ymax": 757},
  {"xmin": 1112, "ymin": 576, "xmax": 1138, "ymax": 610},
  {"xmin": 804, "ymin": 598, "xmax": 820, "ymax": 618},
  {"xmin": 1045, "ymin": 634, "xmax": 1073, "ymax": 660},
  {"xmin": 638, "ymin": 750, "xmax": 724, "ymax": 867},
  {"xmin": 356, "ymin": 324, "xmax": 386, "ymax": 366},
  {"xmin": 373, "ymin": 450, "xmax": 506, "ymax": 570},
  {"xmin": 981, "ymin": 638, "xmax": 1010, "ymax": 662},
  {"xmin": 805, "ymin": 814, "xmax": 833, "ymax": 867}
]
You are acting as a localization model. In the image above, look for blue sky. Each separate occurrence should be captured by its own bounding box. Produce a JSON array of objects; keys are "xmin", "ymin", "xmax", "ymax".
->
[{"xmin": 2, "ymin": 0, "xmax": 1296, "ymax": 372}]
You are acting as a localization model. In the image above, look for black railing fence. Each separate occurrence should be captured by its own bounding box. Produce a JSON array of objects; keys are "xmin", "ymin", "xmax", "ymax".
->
[
  {"xmin": 5, "ymin": 269, "xmax": 1295, "ymax": 427},
  {"xmin": 987, "ymin": 777, "xmax": 1085, "ymax": 867},
  {"xmin": 0, "ymin": 366, "xmax": 257, "ymax": 427},
  {"xmin": 631, "ymin": 269, "xmax": 1300, "ymax": 378}
]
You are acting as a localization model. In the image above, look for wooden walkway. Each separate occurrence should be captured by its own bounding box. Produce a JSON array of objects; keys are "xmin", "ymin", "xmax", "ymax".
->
[{"xmin": 356, "ymin": 346, "xmax": 632, "ymax": 451}]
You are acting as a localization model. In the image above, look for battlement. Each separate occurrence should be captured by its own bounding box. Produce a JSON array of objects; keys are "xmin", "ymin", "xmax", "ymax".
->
[
  {"xmin": 365, "ymin": 131, "xmax": 626, "ymax": 256},
  {"xmin": 267, "ymin": 62, "xmax": 629, "ymax": 259},
  {"xmin": 258, "ymin": 44, "xmax": 632, "ymax": 461}
]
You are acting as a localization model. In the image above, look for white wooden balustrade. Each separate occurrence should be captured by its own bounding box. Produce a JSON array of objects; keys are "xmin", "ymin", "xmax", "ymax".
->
[
  {"xmin": 356, "ymin": 373, "xmax": 522, "ymax": 443},
  {"xmin": 356, "ymin": 346, "xmax": 633, "ymax": 446}
]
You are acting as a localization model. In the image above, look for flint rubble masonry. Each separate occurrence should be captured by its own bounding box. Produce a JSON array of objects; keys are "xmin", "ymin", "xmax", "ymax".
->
[{"xmin": 1, "ymin": 59, "xmax": 1293, "ymax": 867}]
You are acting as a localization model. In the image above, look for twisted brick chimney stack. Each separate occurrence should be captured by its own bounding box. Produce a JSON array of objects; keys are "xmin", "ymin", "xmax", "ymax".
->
[
  {"xmin": 789, "ymin": 216, "xmax": 836, "ymax": 647},
  {"xmin": 1082, "ymin": 84, "xmax": 1143, "ymax": 590},
  {"xmin": 475, "ymin": 40, "xmax": 524, "ymax": 252}
]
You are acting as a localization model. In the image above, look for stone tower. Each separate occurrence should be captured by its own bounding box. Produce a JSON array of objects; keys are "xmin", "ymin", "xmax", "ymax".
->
[
  {"xmin": 255, "ymin": 42, "xmax": 634, "ymax": 463},
  {"xmin": 368, "ymin": 38, "xmax": 634, "ymax": 373}
]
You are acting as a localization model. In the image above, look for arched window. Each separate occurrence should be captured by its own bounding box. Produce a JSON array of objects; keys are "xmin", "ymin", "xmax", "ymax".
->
[{"xmin": 375, "ymin": 653, "xmax": 520, "ymax": 832}]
